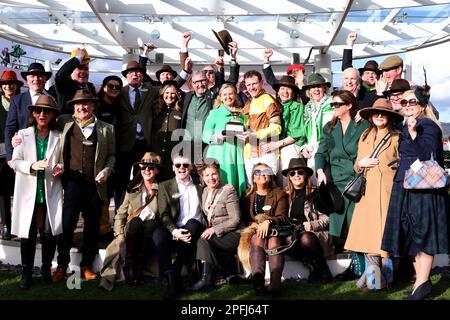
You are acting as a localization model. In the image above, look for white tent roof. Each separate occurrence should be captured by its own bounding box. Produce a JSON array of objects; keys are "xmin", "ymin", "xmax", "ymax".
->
[{"xmin": 0, "ymin": 0, "xmax": 449, "ymax": 64}]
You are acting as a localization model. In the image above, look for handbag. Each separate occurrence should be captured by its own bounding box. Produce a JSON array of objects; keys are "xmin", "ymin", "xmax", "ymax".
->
[
  {"xmin": 264, "ymin": 219, "xmax": 304, "ymax": 256},
  {"xmin": 343, "ymin": 132, "xmax": 391, "ymax": 202},
  {"xmin": 403, "ymin": 154, "xmax": 450, "ymax": 189}
]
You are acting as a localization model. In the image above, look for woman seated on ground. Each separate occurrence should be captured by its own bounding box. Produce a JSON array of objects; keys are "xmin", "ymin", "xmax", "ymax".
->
[
  {"xmin": 282, "ymin": 157, "xmax": 334, "ymax": 283},
  {"xmin": 190, "ymin": 161, "xmax": 243, "ymax": 291},
  {"xmin": 101, "ymin": 152, "xmax": 172, "ymax": 296},
  {"xmin": 238, "ymin": 163, "xmax": 288, "ymax": 295}
]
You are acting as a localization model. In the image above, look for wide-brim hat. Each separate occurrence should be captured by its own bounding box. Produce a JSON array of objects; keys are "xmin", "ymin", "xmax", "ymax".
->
[
  {"xmin": 121, "ymin": 60, "xmax": 146, "ymax": 77},
  {"xmin": 20, "ymin": 62, "xmax": 52, "ymax": 80},
  {"xmin": 212, "ymin": 29, "xmax": 233, "ymax": 55},
  {"xmin": 359, "ymin": 98, "xmax": 403, "ymax": 122},
  {"xmin": 358, "ymin": 60, "xmax": 381, "ymax": 76},
  {"xmin": 272, "ymin": 75, "xmax": 300, "ymax": 96},
  {"xmin": 156, "ymin": 64, "xmax": 177, "ymax": 81},
  {"xmin": 303, "ymin": 73, "xmax": 331, "ymax": 90},
  {"xmin": 281, "ymin": 157, "xmax": 313, "ymax": 177},
  {"xmin": 0, "ymin": 70, "xmax": 24, "ymax": 87},
  {"xmin": 28, "ymin": 95, "xmax": 59, "ymax": 114},
  {"xmin": 312, "ymin": 181, "xmax": 344, "ymax": 214},
  {"xmin": 382, "ymin": 79, "xmax": 410, "ymax": 96},
  {"xmin": 67, "ymin": 89, "xmax": 98, "ymax": 106}
]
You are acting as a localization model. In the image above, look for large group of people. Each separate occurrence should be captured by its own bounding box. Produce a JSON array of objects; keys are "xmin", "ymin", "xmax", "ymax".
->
[{"xmin": 0, "ymin": 30, "xmax": 448, "ymax": 301}]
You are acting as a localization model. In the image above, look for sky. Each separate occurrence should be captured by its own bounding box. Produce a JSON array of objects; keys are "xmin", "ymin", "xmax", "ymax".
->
[{"xmin": 1, "ymin": 37, "xmax": 449, "ymax": 122}]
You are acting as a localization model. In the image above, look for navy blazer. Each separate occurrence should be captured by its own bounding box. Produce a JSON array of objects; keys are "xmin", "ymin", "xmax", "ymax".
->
[
  {"xmin": 4, "ymin": 91, "xmax": 32, "ymax": 160},
  {"xmin": 395, "ymin": 118, "xmax": 444, "ymax": 182}
]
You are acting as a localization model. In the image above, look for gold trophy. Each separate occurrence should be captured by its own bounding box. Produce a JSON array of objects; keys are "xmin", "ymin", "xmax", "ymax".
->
[{"xmin": 222, "ymin": 106, "xmax": 244, "ymax": 136}]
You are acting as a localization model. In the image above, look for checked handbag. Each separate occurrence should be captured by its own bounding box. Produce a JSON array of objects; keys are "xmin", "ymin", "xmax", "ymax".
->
[{"xmin": 403, "ymin": 155, "xmax": 450, "ymax": 189}]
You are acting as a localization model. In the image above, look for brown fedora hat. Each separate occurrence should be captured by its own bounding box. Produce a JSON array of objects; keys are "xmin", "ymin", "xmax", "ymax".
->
[
  {"xmin": 0, "ymin": 70, "xmax": 24, "ymax": 87},
  {"xmin": 272, "ymin": 75, "xmax": 300, "ymax": 96},
  {"xmin": 358, "ymin": 60, "xmax": 381, "ymax": 76},
  {"xmin": 383, "ymin": 79, "xmax": 410, "ymax": 96},
  {"xmin": 28, "ymin": 95, "xmax": 59, "ymax": 114},
  {"xmin": 67, "ymin": 89, "xmax": 98, "ymax": 106},
  {"xmin": 155, "ymin": 64, "xmax": 177, "ymax": 81},
  {"xmin": 212, "ymin": 29, "xmax": 233, "ymax": 55},
  {"xmin": 121, "ymin": 60, "xmax": 146, "ymax": 77},
  {"xmin": 359, "ymin": 98, "xmax": 403, "ymax": 122},
  {"xmin": 281, "ymin": 157, "xmax": 313, "ymax": 177}
]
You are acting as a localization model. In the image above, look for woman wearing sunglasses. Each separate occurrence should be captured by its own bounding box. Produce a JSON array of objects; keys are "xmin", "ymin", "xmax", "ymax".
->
[
  {"xmin": 238, "ymin": 163, "xmax": 288, "ymax": 294},
  {"xmin": 103, "ymin": 152, "xmax": 171, "ymax": 294},
  {"xmin": 381, "ymin": 88, "xmax": 448, "ymax": 300},
  {"xmin": 281, "ymin": 157, "xmax": 334, "ymax": 282},
  {"xmin": 344, "ymin": 98, "xmax": 403, "ymax": 291},
  {"xmin": 96, "ymin": 75, "xmax": 123, "ymax": 126},
  {"xmin": 315, "ymin": 90, "xmax": 368, "ymax": 254},
  {"xmin": 152, "ymin": 80, "xmax": 183, "ymax": 181},
  {"xmin": 11, "ymin": 96, "xmax": 63, "ymax": 289}
]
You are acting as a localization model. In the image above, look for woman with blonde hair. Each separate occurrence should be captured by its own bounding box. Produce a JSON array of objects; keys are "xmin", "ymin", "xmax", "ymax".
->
[
  {"xmin": 151, "ymin": 80, "xmax": 183, "ymax": 181},
  {"xmin": 202, "ymin": 82, "xmax": 246, "ymax": 195},
  {"xmin": 381, "ymin": 87, "xmax": 449, "ymax": 299}
]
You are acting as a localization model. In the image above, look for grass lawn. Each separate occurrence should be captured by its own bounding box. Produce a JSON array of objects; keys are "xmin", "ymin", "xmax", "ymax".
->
[{"xmin": 0, "ymin": 270, "xmax": 449, "ymax": 300}]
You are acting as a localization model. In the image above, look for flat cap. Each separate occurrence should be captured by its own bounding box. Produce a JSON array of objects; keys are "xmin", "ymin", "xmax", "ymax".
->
[{"xmin": 380, "ymin": 55, "xmax": 403, "ymax": 70}]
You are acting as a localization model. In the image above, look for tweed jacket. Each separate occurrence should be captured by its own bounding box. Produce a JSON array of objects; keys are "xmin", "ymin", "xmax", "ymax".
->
[
  {"xmin": 117, "ymin": 81, "xmax": 159, "ymax": 152},
  {"xmin": 158, "ymin": 177, "xmax": 204, "ymax": 233},
  {"xmin": 201, "ymin": 185, "xmax": 242, "ymax": 237},
  {"xmin": 60, "ymin": 118, "xmax": 115, "ymax": 200}
]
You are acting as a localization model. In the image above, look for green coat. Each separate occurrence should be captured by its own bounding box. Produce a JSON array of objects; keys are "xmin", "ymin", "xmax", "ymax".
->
[
  {"xmin": 281, "ymin": 100, "xmax": 306, "ymax": 146},
  {"xmin": 314, "ymin": 119, "xmax": 368, "ymax": 238},
  {"xmin": 202, "ymin": 104, "xmax": 246, "ymax": 196}
]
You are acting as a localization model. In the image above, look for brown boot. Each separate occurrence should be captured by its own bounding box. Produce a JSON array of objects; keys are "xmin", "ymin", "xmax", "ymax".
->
[
  {"xmin": 52, "ymin": 265, "xmax": 68, "ymax": 283},
  {"xmin": 81, "ymin": 267, "xmax": 98, "ymax": 280}
]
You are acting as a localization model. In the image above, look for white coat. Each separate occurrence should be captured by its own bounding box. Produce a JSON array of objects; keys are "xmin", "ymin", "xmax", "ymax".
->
[{"xmin": 11, "ymin": 126, "xmax": 63, "ymax": 238}]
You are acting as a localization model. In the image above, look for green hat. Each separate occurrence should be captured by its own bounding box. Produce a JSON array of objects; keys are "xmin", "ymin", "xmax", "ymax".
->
[{"xmin": 303, "ymin": 73, "xmax": 331, "ymax": 90}]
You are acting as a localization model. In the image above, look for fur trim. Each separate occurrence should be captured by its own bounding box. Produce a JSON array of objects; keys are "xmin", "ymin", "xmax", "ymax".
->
[{"xmin": 237, "ymin": 214, "xmax": 271, "ymax": 273}]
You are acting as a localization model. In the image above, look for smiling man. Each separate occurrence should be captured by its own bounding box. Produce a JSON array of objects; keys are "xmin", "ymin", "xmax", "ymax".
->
[{"xmin": 51, "ymin": 89, "xmax": 115, "ymax": 284}]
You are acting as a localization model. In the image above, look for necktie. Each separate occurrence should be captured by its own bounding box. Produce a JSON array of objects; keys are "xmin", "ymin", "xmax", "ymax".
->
[{"xmin": 134, "ymin": 88, "xmax": 141, "ymax": 109}]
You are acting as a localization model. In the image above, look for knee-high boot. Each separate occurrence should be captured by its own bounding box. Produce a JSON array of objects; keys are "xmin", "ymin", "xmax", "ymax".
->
[
  {"xmin": 19, "ymin": 238, "xmax": 35, "ymax": 289},
  {"xmin": 191, "ymin": 261, "xmax": 212, "ymax": 291},
  {"xmin": 123, "ymin": 234, "xmax": 140, "ymax": 285}
]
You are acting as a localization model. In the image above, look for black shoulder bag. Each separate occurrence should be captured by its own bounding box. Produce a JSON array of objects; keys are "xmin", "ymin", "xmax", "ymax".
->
[{"xmin": 343, "ymin": 132, "xmax": 391, "ymax": 202}]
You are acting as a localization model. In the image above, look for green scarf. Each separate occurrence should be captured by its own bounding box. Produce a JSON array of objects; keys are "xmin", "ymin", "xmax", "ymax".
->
[{"xmin": 362, "ymin": 82, "xmax": 376, "ymax": 92}]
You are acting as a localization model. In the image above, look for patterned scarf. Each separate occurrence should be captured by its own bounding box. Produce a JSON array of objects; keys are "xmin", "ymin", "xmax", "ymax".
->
[{"xmin": 73, "ymin": 115, "xmax": 95, "ymax": 129}]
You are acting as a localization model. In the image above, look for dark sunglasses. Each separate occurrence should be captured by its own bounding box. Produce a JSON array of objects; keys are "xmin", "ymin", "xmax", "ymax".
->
[
  {"xmin": 400, "ymin": 99, "xmax": 418, "ymax": 108},
  {"xmin": 254, "ymin": 169, "xmax": 273, "ymax": 176},
  {"xmin": 174, "ymin": 163, "xmax": 190, "ymax": 169},
  {"xmin": 289, "ymin": 169, "xmax": 305, "ymax": 177},
  {"xmin": 32, "ymin": 108, "xmax": 52, "ymax": 115},
  {"xmin": 106, "ymin": 83, "xmax": 121, "ymax": 90},
  {"xmin": 330, "ymin": 101, "xmax": 347, "ymax": 108},
  {"xmin": 139, "ymin": 163, "xmax": 157, "ymax": 170}
]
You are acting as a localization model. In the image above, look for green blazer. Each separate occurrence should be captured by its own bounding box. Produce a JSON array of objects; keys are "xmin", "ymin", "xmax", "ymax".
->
[
  {"xmin": 314, "ymin": 119, "xmax": 368, "ymax": 237},
  {"xmin": 158, "ymin": 177, "xmax": 204, "ymax": 233},
  {"xmin": 117, "ymin": 82, "xmax": 159, "ymax": 152},
  {"xmin": 60, "ymin": 119, "xmax": 116, "ymax": 201}
]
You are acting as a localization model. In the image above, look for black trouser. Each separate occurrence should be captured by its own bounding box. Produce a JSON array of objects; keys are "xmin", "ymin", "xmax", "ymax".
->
[
  {"xmin": 0, "ymin": 160, "xmax": 14, "ymax": 230},
  {"xmin": 196, "ymin": 231, "xmax": 240, "ymax": 275},
  {"xmin": 57, "ymin": 179, "xmax": 102, "ymax": 268},
  {"xmin": 152, "ymin": 218, "xmax": 204, "ymax": 274},
  {"xmin": 21, "ymin": 203, "xmax": 56, "ymax": 276}
]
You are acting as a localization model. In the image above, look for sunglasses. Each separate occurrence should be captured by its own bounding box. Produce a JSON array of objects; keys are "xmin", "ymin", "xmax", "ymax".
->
[
  {"xmin": 372, "ymin": 112, "xmax": 389, "ymax": 118},
  {"xmin": 331, "ymin": 101, "xmax": 347, "ymax": 108},
  {"xmin": 106, "ymin": 83, "xmax": 121, "ymax": 90},
  {"xmin": 174, "ymin": 163, "xmax": 190, "ymax": 169},
  {"xmin": 254, "ymin": 169, "xmax": 273, "ymax": 176},
  {"xmin": 139, "ymin": 163, "xmax": 157, "ymax": 170},
  {"xmin": 289, "ymin": 169, "xmax": 305, "ymax": 177},
  {"xmin": 32, "ymin": 108, "xmax": 52, "ymax": 115},
  {"xmin": 400, "ymin": 99, "xmax": 418, "ymax": 108}
]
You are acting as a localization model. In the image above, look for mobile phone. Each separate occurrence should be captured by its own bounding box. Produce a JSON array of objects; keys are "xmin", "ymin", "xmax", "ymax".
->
[{"xmin": 218, "ymin": 49, "xmax": 225, "ymax": 57}]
